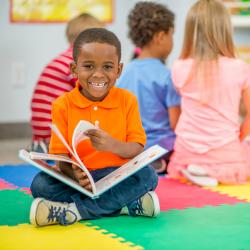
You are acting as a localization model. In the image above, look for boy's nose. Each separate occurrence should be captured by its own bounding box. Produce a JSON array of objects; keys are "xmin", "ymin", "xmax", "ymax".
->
[{"xmin": 92, "ymin": 69, "xmax": 104, "ymax": 77}]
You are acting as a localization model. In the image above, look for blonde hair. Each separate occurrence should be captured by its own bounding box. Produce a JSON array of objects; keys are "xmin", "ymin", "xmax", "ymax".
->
[
  {"xmin": 66, "ymin": 13, "xmax": 103, "ymax": 44},
  {"xmin": 180, "ymin": 0, "xmax": 235, "ymax": 102}
]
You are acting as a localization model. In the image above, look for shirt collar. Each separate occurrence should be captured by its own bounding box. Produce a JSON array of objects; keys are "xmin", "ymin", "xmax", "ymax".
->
[{"xmin": 69, "ymin": 82, "xmax": 119, "ymax": 109}]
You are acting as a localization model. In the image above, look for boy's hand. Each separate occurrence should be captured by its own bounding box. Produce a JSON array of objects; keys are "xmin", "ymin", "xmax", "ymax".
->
[
  {"xmin": 84, "ymin": 129, "xmax": 116, "ymax": 152},
  {"xmin": 72, "ymin": 164, "xmax": 92, "ymax": 191}
]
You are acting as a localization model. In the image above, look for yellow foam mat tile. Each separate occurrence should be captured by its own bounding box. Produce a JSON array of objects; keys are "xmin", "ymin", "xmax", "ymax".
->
[
  {"xmin": 205, "ymin": 182, "xmax": 250, "ymax": 202},
  {"xmin": 0, "ymin": 223, "xmax": 143, "ymax": 250}
]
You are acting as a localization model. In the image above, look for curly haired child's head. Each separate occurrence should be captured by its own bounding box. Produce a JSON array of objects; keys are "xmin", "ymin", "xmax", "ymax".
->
[{"xmin": 128, "ymin": 1, "xmax": 174, "ymax": 48}]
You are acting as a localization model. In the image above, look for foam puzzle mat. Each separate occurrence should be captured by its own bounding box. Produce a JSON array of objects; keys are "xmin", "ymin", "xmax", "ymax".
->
[{"xmin": 0, "ymin": 164, "xmax": 250, "ymax": 250}]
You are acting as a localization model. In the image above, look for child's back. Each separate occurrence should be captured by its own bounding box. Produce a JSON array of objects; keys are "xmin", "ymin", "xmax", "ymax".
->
[
  {"xmin": 117, "ymin": 2, "xmax": 181, "ymax": 171},
  {"xmin": 119, "ymin": 58, "xmax": 177, "ymax": 150},
  {"xmin": 168, "ymin": 0, "xmax": 250, "ymax": 185}
]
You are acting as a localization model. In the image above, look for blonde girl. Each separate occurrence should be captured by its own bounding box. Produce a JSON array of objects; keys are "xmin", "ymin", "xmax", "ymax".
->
[{"xmin": 168, "ymin": 0, "xmax": 250, "ymax": 186}]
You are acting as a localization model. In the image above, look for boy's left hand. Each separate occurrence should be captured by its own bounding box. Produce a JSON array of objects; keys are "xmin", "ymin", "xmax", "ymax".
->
[{"xmin": 84, "ymin": 129, "xmax": 116, "ymax": 152}]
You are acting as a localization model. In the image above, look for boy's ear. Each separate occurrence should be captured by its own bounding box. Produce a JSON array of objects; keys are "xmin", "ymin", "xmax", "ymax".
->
[
  {"xmin": 154, "ymin": 31, "xmax": 165, "ymax": 44},
  {"xmin": 70, "ymin": 62, "xmax": 78, "ymax": 78},
  {"xmin": 117, "ymin": 63, "xmax": 123, "ymax": 78}
]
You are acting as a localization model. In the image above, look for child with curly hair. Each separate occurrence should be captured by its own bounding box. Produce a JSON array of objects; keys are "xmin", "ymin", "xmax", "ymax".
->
[{"xmin": 117, "ymin": 1, "xmax": 181, "ymax": 174}]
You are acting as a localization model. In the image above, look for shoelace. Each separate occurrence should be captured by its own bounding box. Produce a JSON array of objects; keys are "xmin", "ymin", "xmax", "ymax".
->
[
  {"xmin": 130, "ymin": 199, "xmax": 144, "ymax": 216},
  {"xmin": 47, "ymin": 205, "xmax": 77, "ymax": 226}
]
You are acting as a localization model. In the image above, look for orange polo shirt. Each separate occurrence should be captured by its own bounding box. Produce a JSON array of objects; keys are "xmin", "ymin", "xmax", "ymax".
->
[{"xmin": 49, "ymin": 84, "xmax": 146, "ymax": 170}]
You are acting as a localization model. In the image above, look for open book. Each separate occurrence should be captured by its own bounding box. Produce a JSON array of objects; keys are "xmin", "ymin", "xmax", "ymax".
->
[{"xmin": 19, "ymin": 120, "xmax": 167, "ymax": 199}]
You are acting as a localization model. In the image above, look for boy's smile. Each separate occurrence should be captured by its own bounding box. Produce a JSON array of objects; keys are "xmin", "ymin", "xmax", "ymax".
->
[{"xmin": 71, "ymin": 42, "xmax": 123, "ymax": 101}]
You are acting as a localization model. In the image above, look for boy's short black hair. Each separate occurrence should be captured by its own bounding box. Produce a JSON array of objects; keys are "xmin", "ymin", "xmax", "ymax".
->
[
  {"xmin": 128, "ymin": 1, "xmax": 174, "ymax": 48},
  {"xmin": 73, "ymin": 28, "xmax": 121, "ymax": 62}
]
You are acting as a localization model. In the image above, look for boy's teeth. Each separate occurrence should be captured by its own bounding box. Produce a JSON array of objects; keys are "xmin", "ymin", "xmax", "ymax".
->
[{"xmin": 90, "ymin": 82, "xmax": 105, "ymax": 87}]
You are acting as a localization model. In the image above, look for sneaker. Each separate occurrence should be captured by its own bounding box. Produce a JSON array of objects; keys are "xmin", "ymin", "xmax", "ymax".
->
[
  {"xmin": 150, "ymin": 159, "xmax": 167, "ymax": 174},
  {"xmin": 30, "ymin": 198, "xmax": 78, "ymax": 227},
  {"xmin": 29, "ymin": 140, "xmax": 48, "ymax": 154},
  {"xmin": 187, "ymin": 164, "xmax": 208, "ymax": 176},
  {"xmin": 181, "ymin": 169, "xmax": 218, "ymax": 187},
  {"xmin": 122, "ymin": 191, "xmax": 160, "ymax": 217}
]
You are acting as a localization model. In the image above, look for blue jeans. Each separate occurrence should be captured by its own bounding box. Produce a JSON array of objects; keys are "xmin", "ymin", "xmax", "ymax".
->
[{"xmin": 30, "ymin": 166, "xmax": 158, "ymax": 220}]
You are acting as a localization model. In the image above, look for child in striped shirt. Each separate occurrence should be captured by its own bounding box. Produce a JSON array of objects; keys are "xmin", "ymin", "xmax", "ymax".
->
[{"xmin": 30, "ymin": 13, "xmax": 103, "ymax": 153}]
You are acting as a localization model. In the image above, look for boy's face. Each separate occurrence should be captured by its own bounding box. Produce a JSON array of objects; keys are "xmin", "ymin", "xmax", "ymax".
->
[{"xmin": 71, "ymin": 42, "xmax": 123, "ymax": 102}]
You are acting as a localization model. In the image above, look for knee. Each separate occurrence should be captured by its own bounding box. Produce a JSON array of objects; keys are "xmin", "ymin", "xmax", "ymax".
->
[
  {"xmin": 30, "ymin": 172, "xmax": 52, "ymax": 198},
  {"xmin": 139, "ymin": 166, "xmax": 158, "ymax": 190}
]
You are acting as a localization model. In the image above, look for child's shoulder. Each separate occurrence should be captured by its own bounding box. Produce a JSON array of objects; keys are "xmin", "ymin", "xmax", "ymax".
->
[{"xmin": 113, "ymin": 86, "xmax": 136, "ymax": 98}]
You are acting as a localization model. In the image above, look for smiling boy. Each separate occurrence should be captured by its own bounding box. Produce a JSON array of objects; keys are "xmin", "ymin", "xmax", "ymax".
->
[{"xmin": 29, "ymin": 28, "xmax": 159, "ymax": 227}]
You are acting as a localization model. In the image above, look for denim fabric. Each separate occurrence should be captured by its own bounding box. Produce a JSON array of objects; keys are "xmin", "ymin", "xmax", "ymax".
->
[{"xmin": 30, "ymin": 166, "xmax": 158, "ymax": 220}]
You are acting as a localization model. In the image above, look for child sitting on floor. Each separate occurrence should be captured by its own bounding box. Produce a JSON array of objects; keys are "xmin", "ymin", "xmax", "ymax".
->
[
  {"xmin": 117, "ymin": 1, "xmax": 181, "ymax": 174},
  {"xmin": 168, "ymin": 0, "xmax": 250, "ymax": 187},
  {"xmin": 30, "ymin": 13, "xmax": 103, "ymax": 153},
  {"xmin": 29, "ymin": 28, "xmax": 159, "ymax": 227}
]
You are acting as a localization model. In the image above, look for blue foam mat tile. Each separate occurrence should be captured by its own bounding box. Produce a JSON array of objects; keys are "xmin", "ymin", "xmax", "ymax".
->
[{"xmin": 0, "ymin": 164, "xmax": 40, "ymax": 188}]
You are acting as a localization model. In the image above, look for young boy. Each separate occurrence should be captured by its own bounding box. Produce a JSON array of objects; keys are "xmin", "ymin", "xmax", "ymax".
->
[
  {"xmin": 117, "ymin": 2, "xmax": 181, "ymax": 173},
  {"xmin": 30, "ymin": 13, "xmax": 103, "ymax": 153},
  {"xmin": 29, "ymin": 28, "xmax": 159, "ymax": 227}
]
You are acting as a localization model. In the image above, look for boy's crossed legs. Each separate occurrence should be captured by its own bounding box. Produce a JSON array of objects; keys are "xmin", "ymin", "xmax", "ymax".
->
[{"xmin": 30, "ymin": 166, "xmax": 159, "ymax": 227}]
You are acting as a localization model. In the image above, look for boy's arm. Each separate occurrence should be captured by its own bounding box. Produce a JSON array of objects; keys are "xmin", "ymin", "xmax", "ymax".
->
[
  {"xmin": 85, "ymin": 92, "xmax": 145, "ymax": 159},
  {"xmin": 166, "ymin": 73, "xmax": 181, "ymax": 131},
  {"xmin": 84, "ymin": 129, "xmax": 143, "ymax": 158},
  {"xmin": 240, "ymin": 87, "xmax": 250, "ymax": 141},
  {"xmin": 168, "ymin": 105, "xmax": 181, "ymax": 131},
  {"xmin": 56, "ymin": 154, "xmax": 92, "ymax": 191}
]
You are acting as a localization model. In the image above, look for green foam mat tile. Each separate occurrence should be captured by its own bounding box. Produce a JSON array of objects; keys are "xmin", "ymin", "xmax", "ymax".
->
[
  {"xmin": 84, "ymin": 203, "xmax": 250, "ymax": 250},
  {"xmin": 0, "ymin": 190, "xmax": 32, "ymax": 226}
]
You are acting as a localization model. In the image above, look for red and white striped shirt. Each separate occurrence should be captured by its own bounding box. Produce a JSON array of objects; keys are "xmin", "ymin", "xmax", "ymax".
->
[{"xmin": 31, "ymin": 47, "xmax": 76, "ymax": 142}]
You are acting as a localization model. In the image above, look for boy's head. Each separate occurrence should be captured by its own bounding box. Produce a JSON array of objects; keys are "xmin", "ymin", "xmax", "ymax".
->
[
  {"xmin": 128, "ymin": 1, "xmax": 175, "ymax": 60},
  {"xmin": 70, "ymin": 28, "xmax": 123, "ymax": 102},
  {"xmin": 66, "ymin": 13, "xmax": 103, "ymax": 45}
]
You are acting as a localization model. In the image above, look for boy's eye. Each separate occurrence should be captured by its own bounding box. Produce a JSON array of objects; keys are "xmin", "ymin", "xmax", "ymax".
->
[
  {"xmin": 104, "ymin": 65, "xmax": 113, "ymax": 70},
  {"xmin": 83, "ymin": 64, "xmax": 94, "ymax": 69}
]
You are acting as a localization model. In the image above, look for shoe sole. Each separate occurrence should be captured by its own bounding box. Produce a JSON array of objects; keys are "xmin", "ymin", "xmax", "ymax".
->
[
  {"xmin": 30, "ymin": 198, "xmax": 44, "ymax": 227},
  {"xmin": 148, "ymin": 191, "xmax": 160, "ymax": 217},
  {"xmin": 187, "ymin": 164, "xmax": 208, "ymax": 176},
  {"xmin": 181, "ymin": 169, "xmax": 218, "ymax": 187}
]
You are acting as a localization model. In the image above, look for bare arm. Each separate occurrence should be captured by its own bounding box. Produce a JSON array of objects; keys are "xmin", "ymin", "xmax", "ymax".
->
[
  {"xmin": 85, "ymin": 129, "xmax": 144, "ymax": 158},
  {"xmin": 56, "ymin": 154, "xmax": 92, "ymax": 191},
  {"xmin": 240, "ymin": 87, "xmax": 250, "ymax": 141},
  {"xmin": 168, "ymin": 105, "xmax": 181, "ymax": 131}
]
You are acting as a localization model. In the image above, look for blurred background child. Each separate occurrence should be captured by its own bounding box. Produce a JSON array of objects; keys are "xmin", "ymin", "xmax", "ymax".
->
[
  {"xmin": 168, "ymin": 0, "xmax": 250, "ymax": 186},
  {"xmin": 117, "ymin": 1, "xmax": 181, "ymax": 174},
  {"xmin": 30, "ymin": 13, "xmax": 103, "ymax": 153}
]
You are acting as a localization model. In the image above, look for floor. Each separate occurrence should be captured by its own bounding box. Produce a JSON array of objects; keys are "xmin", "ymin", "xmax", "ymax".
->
[
  {"xmin": 1, "ymin": 137, "xmax": 250, "ymax": 249},
  {"xmin": 0, "ymin": 138, "xmax": 30, "ymax": 165}
]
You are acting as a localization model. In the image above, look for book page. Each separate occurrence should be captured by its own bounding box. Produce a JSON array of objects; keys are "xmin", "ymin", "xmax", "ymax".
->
[
  {"xmin": 19, "ymin": 149, "xmax": 94, "ymax": 198},
  {"xmin": 71, "ymin": 120, "xmax": 98, "ymax": 194},
  {"xmin": 51, "ymin": 122, "xmax": 97, "ymax": 194},
  {"xmin": 29, "ymin": 152, "xmax": 80, "ymax": 167},
  {"xmin": 94, "ymin": 145, "xmax": 168, "ymax": 196}
]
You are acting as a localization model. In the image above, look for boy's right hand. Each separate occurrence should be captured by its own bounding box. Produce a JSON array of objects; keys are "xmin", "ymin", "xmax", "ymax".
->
[{"xmin": 72, "ymin": 164, "xmax": 92, "ymax": 192}]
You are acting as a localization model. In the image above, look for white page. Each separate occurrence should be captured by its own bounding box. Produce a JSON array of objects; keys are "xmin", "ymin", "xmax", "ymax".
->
[
  {"xmin": 19, "ymin": 150, "xmax": 94, "ymax": 198},
  {"xmin": 94, "ymin": 145, "xmax": 168, "ymax": 196},
  {"xmin": 29, "ymin": 152, "xmax": 80, "ymax": 167},
  {"xmin": 51, "ymin": 122, "xmax": 97, "ymax": 194},
  {"xmin": 71, "ymin": 120, "xmax": 98, "ymax": 194}
]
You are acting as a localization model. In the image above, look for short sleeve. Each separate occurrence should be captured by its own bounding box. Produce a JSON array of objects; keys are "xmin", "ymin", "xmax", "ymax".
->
[
  {"xmin": 125, "ymin": 94, "xmax": 146, "ymax": 146},
  {"xmin": 166, "ymin": 73, "xmax": 181, "ymax": 107},
  {"xmin": 49, "ymin": 97, "xmax": 69, "ymax": 154}
]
